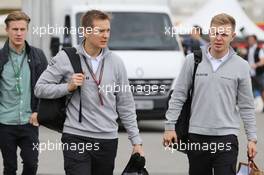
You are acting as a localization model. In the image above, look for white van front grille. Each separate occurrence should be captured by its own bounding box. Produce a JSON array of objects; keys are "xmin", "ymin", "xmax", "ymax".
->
[{"xmin": 128, "ymin": 79, "xmax": 173, "ymax": 96}]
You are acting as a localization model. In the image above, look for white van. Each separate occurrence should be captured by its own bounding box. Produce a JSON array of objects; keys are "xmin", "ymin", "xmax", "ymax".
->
[{"xmin": 51, "ymin": 4, "xmax": 186, "ymax": 120}]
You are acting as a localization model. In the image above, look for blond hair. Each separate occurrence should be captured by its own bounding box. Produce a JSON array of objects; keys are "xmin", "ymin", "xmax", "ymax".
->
[
  {"xmin": 5, "ymin": 11, "xmax": 30, "ymax": 27},
  {"xmin": 210, "ymin": 13, "xmax": 236, "ymax": 31}
]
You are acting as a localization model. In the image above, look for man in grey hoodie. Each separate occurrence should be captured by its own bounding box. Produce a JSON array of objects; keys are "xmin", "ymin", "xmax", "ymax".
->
[
  {"xmin": 34, "ymin": 10, "xmax": 144, "ymax": 175},
  {"xmin": 163, "ymin": 13, "xmax": 257, "ymax": 175}
]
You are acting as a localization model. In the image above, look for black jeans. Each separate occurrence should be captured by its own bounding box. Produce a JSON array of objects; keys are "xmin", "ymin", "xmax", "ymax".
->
[
  {"xmin": 61, "ymin": 133, "xmax": 118, "ymax": 175},
  {"xmin": 187, "ymin": 134, "xmax": 238, "ymax": 175},
  {"xmin": 0, "ymin": 123, "xmax": 39, "ymax": 175}
]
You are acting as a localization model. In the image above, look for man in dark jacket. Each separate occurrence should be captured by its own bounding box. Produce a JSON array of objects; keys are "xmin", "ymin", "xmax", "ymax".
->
[
  {"xmin": 182, "ymin": 25, "xmax": 208, "ymax": 55},
  {"xmin": 245, "ymin": 35, "xmax": 264, "ymax": 111},
  {"xmin": 0, "ymin": 11, "xmax": 47, "ymax": 175}
]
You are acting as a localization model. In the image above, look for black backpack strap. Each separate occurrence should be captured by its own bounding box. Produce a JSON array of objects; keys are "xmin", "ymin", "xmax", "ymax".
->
[
  {"xmin": 190, "ymin": 48, "xmax": 202, "ymax": 97},
  {"xmin": 62, "ymin": 47, "xmax": 83, "ymax": 73},
  {"xmin": 254, "ymin": 47, "xmax": 260, "ymax": 61},
  {"xmin": 62, "ymin": 47, "xmax": 83, "ymax": 123}
]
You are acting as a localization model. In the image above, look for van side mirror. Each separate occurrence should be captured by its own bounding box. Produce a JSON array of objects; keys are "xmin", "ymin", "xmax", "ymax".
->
[{"xmin": 50, "ymin": 37, "xmax": 60, "ymax": 56}]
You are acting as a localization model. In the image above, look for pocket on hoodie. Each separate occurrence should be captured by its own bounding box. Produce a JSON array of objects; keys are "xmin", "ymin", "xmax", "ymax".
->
[{"xmin": 219, "ymin": 76, "xmax": 237, "ymax": 90}]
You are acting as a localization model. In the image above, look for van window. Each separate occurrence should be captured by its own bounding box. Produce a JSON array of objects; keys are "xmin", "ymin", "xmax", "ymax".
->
[{"xmin": 76, "ymin": 12, "xmax": 179, "ymax": 50}]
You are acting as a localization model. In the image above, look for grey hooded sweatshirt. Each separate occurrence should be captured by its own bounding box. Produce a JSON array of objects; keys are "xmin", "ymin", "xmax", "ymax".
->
[
  {"xmin": 165, "ymin": 46, "xmax": 257, "ymax": 141},
  {"xmin": 35, "ymin": 44, "xmax": 142, "ymax": 145}
]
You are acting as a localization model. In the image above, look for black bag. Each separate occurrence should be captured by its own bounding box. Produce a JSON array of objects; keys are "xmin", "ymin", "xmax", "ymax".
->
[
  {"xmin": 37, "ymin": 47, "xmax": 83, "ymax": 132},
  {"xmin": 122, "ymin": 153, "xmax": 149, "ymax": 175},
  {"xmin": 174, "ymin": 49, "xmax": 202, "ymax": 152}
]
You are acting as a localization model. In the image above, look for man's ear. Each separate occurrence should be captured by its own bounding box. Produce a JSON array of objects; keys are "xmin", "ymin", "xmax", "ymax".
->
[{"xmin": 231, "ymin": 32, "xmax": 236, "ymax": 41}]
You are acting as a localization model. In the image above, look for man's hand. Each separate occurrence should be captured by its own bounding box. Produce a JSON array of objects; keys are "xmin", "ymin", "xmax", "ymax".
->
[
  {"xmin": 248, "ymin": 140, "xmax": 257, "ymax": 160},
  {"xmin": 251, "ymin": 64, "xmax": 258, "ymax": 69},
  {"xmin": 132, "ymin": 144, "xmax": 144, "ymax": 157},
  {"xmin": 68, "ymin": 73, "xmax": 85, "ymax": 92},
  {"xmin": 29, "ymin": 112, "xmax": 39, "ymax": 126},
  {"xmin": 163, "ymin": 130, "xmax": 177, "ymax": 147}
]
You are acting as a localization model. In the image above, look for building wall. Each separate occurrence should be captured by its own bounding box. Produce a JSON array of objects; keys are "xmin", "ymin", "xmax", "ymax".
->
[
  {"xmin": 0, "ymin": 0, "xmax": 21, "ymax": 9},
  {"xmin": 0, "ymin": 0, "xmax": 21, "ymax": 47}
]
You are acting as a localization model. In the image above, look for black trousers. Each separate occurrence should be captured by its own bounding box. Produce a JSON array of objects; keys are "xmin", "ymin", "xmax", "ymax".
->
[
  {"xmin": 187, "ymin": 134, "xmax": 238, "ymax": 175},
  {"xmin": 61, "ymin": 133, "xmax": 118, "ymax": 175},
  {"xmin": 0, "ymin": 123, "xmax": 39, "ymax": 175}
]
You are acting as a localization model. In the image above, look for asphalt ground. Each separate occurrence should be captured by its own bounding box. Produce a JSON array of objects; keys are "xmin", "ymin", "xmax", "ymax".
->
[{"xmin": 0, "ymin": 114, "xmax": 264, "ymax": 175}]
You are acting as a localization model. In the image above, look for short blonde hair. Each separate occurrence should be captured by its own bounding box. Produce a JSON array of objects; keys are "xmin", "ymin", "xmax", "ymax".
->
[
  {"xmin": 210, "ymin": 13, "xmax": 236, "ymax": 31},
  {"xmin": 5, "ymin": 11, "xmax": 30, "ymax": 27}
]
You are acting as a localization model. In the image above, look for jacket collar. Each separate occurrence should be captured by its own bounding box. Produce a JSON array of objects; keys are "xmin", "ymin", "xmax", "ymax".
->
[
  {"xmin": 2, "ymin": 39, "xmax": 31, "ymax": 55},
  {"xmin": 76, "ymin": 39, "xmax": 111, "ymax": 59},
  {"xmin": 202, "ymin": 44, "xmax": 236, "ymax": 62},
  {"xmin": 0, "ymin": 39, "xmax": 31, "ymax": 70}
]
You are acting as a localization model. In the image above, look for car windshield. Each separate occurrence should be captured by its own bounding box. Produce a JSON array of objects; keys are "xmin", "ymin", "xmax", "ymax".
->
[{"xmin": 76, "ymin": 12, "xmax": 179, "ymax": 50}]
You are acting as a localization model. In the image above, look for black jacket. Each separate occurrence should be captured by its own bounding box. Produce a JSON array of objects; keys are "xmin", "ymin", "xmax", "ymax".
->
[
  {"xmin": 0, "ymin": 40, "xmax": 48, "ymax": 112},
  {"xmin": 245, "ymin": 47, "xmax": 264, "ymax": 76}
]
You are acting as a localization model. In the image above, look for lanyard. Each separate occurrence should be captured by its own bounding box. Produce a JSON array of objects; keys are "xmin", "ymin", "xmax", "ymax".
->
[
  {"xmin": 82, "ymin": 55, "xmax": 105, "ymax": 106},
  {"xmin": 9, "ymin": 52, "xmax": 26, "ymax": 78},
  {"xmin": 8, "ymin": 52, "xmax": 27, "ymax": 95}
]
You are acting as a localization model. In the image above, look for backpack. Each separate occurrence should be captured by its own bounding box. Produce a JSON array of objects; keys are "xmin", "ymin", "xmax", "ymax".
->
[
  {"xmin": 174, "ymin": 48, "xmax": 202, "ymax": 153},
  {"xmin": 37, "ymin": 47, "xmax": 82, "ymax": 132}
]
